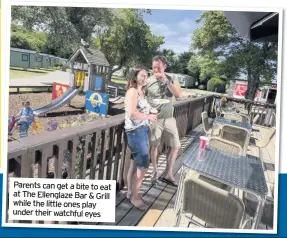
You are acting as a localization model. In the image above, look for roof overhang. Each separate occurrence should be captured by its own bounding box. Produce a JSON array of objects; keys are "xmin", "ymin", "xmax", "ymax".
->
[
  {"xmin": 68, "ymin": 48, "xmax": 90, "ymax": 65},
  {"xmin": 223, "ymin": 11, "xmax": 279, "ymax": 42}
]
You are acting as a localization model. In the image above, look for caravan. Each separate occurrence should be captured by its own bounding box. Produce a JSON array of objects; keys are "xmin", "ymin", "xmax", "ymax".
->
[{"xmin": 173, "ymin": 73, "xmax": 196, "ymax": 88}]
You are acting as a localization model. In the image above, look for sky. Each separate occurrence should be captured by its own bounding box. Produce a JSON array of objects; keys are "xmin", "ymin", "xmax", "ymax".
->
[{"xmin": 143, "ymin": 9, "xmax": 203, "ymax": 55}]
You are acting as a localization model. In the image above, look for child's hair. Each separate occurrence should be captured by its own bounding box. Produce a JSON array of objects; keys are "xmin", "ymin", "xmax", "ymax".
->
[
  {"xmin": 125, "ymin": 67, "xmax": 148, "ymax": 91},
  {"xmin": 22, "ymin": 101, "xmax": 30, "ymax": 106}
]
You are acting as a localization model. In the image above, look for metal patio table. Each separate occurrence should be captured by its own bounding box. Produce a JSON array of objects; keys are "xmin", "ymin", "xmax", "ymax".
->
[{"xmin": 174, "ymin": 142, "xmax": 268, "ymax": 229}]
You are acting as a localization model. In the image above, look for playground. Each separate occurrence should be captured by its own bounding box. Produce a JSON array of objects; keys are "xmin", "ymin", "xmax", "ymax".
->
[
  {"xmin": 8, "ymin": 92, "xmax": 97, "ymax": 139},
  {"xmin": 8, "ymin": 45, "xmax": 117, "ymax": 140},
  {"xmin": 8, "ymin": 43, "xmax": 203, "ymax": 140}
]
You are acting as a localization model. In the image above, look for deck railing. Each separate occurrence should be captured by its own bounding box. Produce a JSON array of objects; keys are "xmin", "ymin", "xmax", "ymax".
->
[
  {"xmin": 7, "ymin": 94, "xmax": 214, "ymax": 223},
  {"xmin": 213, "ymin": 95, "xmax": 276, "ymax": 126}
]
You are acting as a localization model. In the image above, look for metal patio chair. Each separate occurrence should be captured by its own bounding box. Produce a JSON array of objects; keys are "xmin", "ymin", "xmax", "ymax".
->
[
  {"xmin": 223, "ymin": 113, "xmax": 243, "ymax": 122},
  {"xmin": 239, "ymin": 114, "xmax": 251, "ymax": 123},
  {"xmin": 220, "ymin": 125, "xmax": 250, "ymax": 155},
  {"xmin": 215, "ymin": 105, "xmax": 222, "ymax": 117},
  {"xmin": 209, "ymin": 137, "xmax": 243, "ymax": 157},
  {"xmin": 175, "ymin": 172, "xmax": 252, "ymax": 228},
  {"xmin": 201, "ymin": 111, "xmax": 213, "ymax": 136}
]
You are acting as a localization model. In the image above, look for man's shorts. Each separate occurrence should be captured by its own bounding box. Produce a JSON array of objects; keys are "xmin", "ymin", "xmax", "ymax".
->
[{"xmin": 149, "ymin": 117, "xmax": 181, "ymax": 148}]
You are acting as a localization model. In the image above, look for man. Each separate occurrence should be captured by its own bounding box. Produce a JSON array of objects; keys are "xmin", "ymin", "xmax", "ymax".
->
[{"xmin": 145, "ymin": 55, "xmax": 182, "ymax": 187}]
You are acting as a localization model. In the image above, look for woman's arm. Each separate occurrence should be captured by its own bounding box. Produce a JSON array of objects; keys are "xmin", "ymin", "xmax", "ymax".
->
[{"xmin": 126, "ymin": 88, "xmax": 152, "ymax": 121}]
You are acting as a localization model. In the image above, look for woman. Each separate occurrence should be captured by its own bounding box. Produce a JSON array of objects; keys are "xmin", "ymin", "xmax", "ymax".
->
[{"xmin": 125, "ymin": 67, "xmax": 157, "ymax": 210}]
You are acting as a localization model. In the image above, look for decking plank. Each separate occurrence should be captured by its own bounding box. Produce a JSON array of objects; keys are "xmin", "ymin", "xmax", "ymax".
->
[
  {"xmin": 118, "ymin": 181, "xmax": 167, "ymax": 226},
  {"xmin": 137, "ymin": 182, "xmax": 178, "ymax": 227},
  {"xmin": 154, "ymin": 193, "xmax": 190, "ymax": 228},
  {"xmin": 115, "ymin": 155, "xmax": 167, "ymax": 207}
]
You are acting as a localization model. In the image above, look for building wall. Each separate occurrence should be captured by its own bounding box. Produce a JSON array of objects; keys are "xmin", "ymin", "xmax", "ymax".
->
[
  {"xmin": 41, "ymin": 55, "xmax": 50, "ymax": 68},
  {"xmin": 10, "ymin": 51, "xmax": 30, "ymax": 68},
  {"xmin": 29, "ymin": 54, "xmax": 38, "ymax": 68},
  {"xmin": 10, "ymin": 48, "xmax": 68, "ymax": 69}
]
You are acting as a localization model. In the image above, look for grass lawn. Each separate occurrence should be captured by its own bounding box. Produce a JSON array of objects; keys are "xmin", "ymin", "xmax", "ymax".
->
[
  {"xmin": 10, "ymin": 69, "xmax": 48, "ymax": 79},
  {"xmin": 182, "ymin": 88, "xmax": 214, "ymax": 95},
  {"xmin": 9, "ymin": 67, "xmax": 58, "ymax": 79}
]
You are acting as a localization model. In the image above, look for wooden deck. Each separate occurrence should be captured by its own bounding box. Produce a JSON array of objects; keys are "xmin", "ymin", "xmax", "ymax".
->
[{"xmin": 93, "ymin": 123, "xmax": 276, "ymax": 230}]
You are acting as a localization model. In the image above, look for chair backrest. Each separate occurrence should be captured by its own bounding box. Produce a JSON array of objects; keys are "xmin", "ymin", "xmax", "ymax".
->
[
  {"xmin": 208, "ymin": 137, "xmax": 243, "ymax": 156},
  {"xmin": 252, "ymin": 114, "xmax": 260, "ymax": 124},
  {"xmin": 201, "ymin": 111, "xmax": 212, "ymax": 133},
  {"xmin": 239, "ymin": 114, "xmax": 250, "ymax": 123},
  {"xmin": 220, "ymin": 125, "xmax": 249, "ymax": 150},
  {"xmin": 223, "ymin": 113, "xmax": 243, "ymax": 122},
  {"xmin": 183, "ymin": 174, "xmax": 245, "ymax": 228},
  {"xmin": 272, "ymin": 112, "xmax": 276, "ymax": 126},
  {"xmin": 215, "ymin": 105, "xmax": 221, "ymax": 117}
]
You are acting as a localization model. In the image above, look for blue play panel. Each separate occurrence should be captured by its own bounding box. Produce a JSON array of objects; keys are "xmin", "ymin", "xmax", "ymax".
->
[{"xmin": 85, "ymin": 90, "xmax": 109, "ymax": 116}]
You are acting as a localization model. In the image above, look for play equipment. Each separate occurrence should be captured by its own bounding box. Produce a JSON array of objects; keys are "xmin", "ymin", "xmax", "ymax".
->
[
  {"xmin": 52, "ymin": 82, "xmax": 70, "ymax": 100},
  {"xmin": 8, "ymin": 116, "xmax": 17, "ymax": 135},
  {"xmin": 85, "ymin": 90, "xmax": 109, "ymax": 116},
  {"xmin": 33, "ymin": 42, "xmax": 111, "ymax": 117}
]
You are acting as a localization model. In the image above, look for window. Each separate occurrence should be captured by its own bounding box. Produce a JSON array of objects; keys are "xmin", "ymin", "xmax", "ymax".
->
[
  {"xmin": 37, "ymin": 56, "xmax": 43, "ymax": 62},
  {"xmin": 22, "ymin": 54, "xmax": 28, "ymax": 61}
]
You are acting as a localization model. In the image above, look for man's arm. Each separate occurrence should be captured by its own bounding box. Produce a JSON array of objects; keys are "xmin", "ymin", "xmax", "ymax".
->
[
  {"xmin": 165, "ymin": 74, "xmax": 182, "ymax": 98},
  {"xmin": 166, "ymin": 80, "xmax": 182, "ymax": 98}
]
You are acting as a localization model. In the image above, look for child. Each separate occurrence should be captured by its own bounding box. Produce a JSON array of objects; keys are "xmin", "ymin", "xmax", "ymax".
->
[
  {"xmin": 15, "ymin": 101, "xmax": 35, "ymax": 138},
  {"xmin": 8, "ymin": 116, "xmax": 17, "ymax": 136}
]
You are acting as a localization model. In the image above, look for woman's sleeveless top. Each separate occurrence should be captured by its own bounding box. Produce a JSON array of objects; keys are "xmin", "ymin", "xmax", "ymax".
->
[{"xmin": 124, "ymin": 92, "xmax": 152, "ymax": 132}]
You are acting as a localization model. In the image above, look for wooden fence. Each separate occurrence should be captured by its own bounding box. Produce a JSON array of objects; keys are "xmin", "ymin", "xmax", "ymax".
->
[
  {"xmin": 9, "ymin": 86, "xmax": 53, "ymax": 94},
  {"xmin": 7, "ymin": 94, "xmax": 214, "ymax": 223}
]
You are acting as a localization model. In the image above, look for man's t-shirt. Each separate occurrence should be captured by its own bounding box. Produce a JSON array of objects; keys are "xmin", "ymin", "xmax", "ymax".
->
[{"xmin": 145, "ymin": 73, "xmax": 177, "ymax": 119}]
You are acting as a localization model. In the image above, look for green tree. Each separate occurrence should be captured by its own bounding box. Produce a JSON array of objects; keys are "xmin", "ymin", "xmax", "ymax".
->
[
  {"xmin": 187, "ymin": 53, "xmax": 201, "ymax": 84},
  {"xmin": 191, "ymin": 11, "xmax": 277, "ymax": 100},
  {"xmin": 10, "ymin": 24, "xmax": 46, "ymax": 51},
  {"xmin": 177, "ymin": 52, "xmax": 192, "ymax": 75},
  {"xmin": 11, "ymin": 6, "xmax": 163, "ymax": 89},
  {"xmin": 91, "ymin": 9, "xmax": 164, "ymax": 87},
  {"xmin": 11, "ymin": 6, "xmax": 112, "ymax": 58},
  {"xmin": 156, "ymin": 50, "xmax": 194, "ymax": 75},
  {"xmin": 188, "ymin": 52, "xmax": 223, "ymax": 85}
]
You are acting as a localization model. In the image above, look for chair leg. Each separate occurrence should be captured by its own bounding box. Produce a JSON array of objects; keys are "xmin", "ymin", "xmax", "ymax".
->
[
  {"xmin": 259, "ymin": 148, "xmax": 266, "ymax": 171},
  {"xmin": 174, "ymin": 167, "xmax": 185, "ymax": 213},
  {"xmin": 186, "ymin": 215, "xmax": 206, "ymax": 228},
  {"xmin": 174, "ymin": 208, "xmax": 182, "ymax": 227}
]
